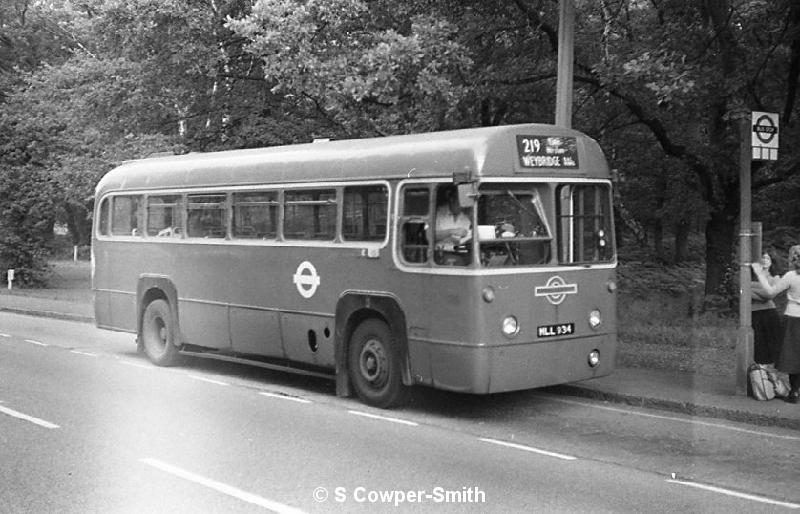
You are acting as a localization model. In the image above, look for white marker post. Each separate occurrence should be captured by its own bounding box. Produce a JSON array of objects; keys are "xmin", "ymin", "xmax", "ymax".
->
[{"xmin": 7, "ymin": 269, "xmax": 14, "ymax": 290}]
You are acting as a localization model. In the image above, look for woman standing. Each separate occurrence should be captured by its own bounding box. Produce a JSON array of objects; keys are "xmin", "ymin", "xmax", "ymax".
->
[
  {"xmin": 751, "ymin": 251, "xmax": 782, "ymax": 365},
  {"xmin": 753, "ymin": 245, "xmax": 800, "ymax": 403}
]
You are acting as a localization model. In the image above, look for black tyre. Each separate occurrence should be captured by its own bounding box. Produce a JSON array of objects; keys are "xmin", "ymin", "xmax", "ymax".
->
[
  {"xmin": 348, "ymin": 318, "xmax": 409, "ymax": 409},
  {"xmin": 141, "ymin": 299, "xmax": 182, "ymax": 366}
]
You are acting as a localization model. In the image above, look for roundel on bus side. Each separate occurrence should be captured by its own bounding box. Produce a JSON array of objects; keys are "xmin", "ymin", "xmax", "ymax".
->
[{"xmin": 293, "ymin": 261, "xmax": 321, "ymax": 299}]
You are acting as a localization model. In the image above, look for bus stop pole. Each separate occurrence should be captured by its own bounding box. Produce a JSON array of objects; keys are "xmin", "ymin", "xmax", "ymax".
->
[
  {"xmin": 736, "ymin": 110, "xmax": 754, "ymax": 396},
  {"xmin": 555, "ymin": 0, "xmax": 574, "ymax": 129}
]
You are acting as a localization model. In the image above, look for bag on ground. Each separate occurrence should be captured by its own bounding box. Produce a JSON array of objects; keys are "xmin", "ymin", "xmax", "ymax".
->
[
  {"xmin": 765, "ymin": 366, "xmax": 791, "ymax": 398},
  {"xmin": 748, "ymin": 363, "xmax": 775, "ymax": 401}
]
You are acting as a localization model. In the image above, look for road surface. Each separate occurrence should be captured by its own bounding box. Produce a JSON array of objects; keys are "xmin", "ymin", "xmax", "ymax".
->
[{"xmin": 1, "ymin": 312, "xmax": 798, "ymax": 512}]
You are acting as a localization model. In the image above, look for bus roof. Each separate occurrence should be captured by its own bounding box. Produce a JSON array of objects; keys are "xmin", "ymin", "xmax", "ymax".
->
[{"xmin": 96, "ymin": 123, "xmax": 609, "ymax": 196}]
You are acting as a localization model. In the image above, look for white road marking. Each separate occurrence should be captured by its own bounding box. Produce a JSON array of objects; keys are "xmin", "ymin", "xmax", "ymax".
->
[
  {"xmin": 479, "ymin": 437, "xmax": 577, "ymax": 461},
  {"xmin": 347, "ymin": 410, "xmax": 419, "ymax": 426},
  {"xmin": 0, "ymin": 333, "xmax": 10, "ymax": 337},
  {"xmin": 24, "ymin": 339, "xmax": 48, "ymax": 347},
  {"xmin": 0, "ymin": 405, "xmax": 59, "ymax": 429},
  {"xmin": 186, "ymin": 375, "xmax": 229, "ymax": 386},
  {"xmin": 139, "ymin": 458, "xmax": 308, "ymax": 513},
  {"xmin": 118, "ymin": 360, "xmax": 153, "ymax": 370},
  {"xmin": 259, "ymin": 392, "xmax": 311, "ymax": 404},
  {"xmin": 667, "ymin": 479, "xmax": 800, "ymax": 509},
  {"xmin": 71, "ymin": 350, "xmax": 98, "ymax": 357},
  {"xmin": 537, "ymin": 394, "xmax": 800, "ymax": 442}
]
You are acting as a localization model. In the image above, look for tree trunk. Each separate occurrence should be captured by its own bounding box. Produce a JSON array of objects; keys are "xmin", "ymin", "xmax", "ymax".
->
[
  {"xmin": 674, "ymin": 221, "xmax": 690, "ymax": 263},
  {"xmin": 64, "ymin": 203, "xmax": 91, "ymax": 246},
  {"xmin": 653, "ymin": 219, "xmax": 664, "ymax": 261},
  {"xmin": 703, "ymin": 203, "xmax": 737, "ymax": 297}
]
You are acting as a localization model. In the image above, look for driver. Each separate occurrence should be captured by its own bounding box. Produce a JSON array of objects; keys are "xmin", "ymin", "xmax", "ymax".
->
[{"xmin": 435, "ymin": 186, "xmax": 472, "ymax": 265}]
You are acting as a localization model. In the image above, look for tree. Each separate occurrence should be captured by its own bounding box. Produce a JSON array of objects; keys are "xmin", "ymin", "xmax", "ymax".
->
[
  {"xmin": 0, "ymin": 164, "xmax": 56, "ymax": 285},
  {"xmin": 2, "ymin": 0, "xmax": 798, "ymax": 294},
  {"xmin": 0, "ymin": 54, "xmax": 178, "ymax": 246},
  {"xmin": 227, "ymin": 0, "xmax": 474, "ymax": 136},
  {"xmin": 0, "ymin": 0, "xmax": 304, "ymax": 269},
  {"xmin": 574, "ymin": 0, "xmax": 800, "ymax": 294}
]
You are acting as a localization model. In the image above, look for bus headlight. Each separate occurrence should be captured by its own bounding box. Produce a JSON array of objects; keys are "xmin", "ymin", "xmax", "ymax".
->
[
  {"xmin": 588, "ymin": 350, "xmax": 600, "ymax": 368},
  {"xmin": 589, "ymin": 310, "xmax": 602, "ymax": 329},
  {"xmin": 501, "ymin": 316, "xmax": 520, "ymax": 337}
]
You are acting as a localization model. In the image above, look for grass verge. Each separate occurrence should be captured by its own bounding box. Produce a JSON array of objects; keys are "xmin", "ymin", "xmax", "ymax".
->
[{"xmin": 617, "ymin": 262, "xmax": 737, "ymax": 377}]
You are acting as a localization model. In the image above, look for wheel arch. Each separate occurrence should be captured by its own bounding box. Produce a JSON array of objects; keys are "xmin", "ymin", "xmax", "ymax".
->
[
  {"xmin": 136, "ymin": 275, "xmax": 180, "ymax": 344},
  {"xmin": 334, "ymin": 291, "xmax": 412, "ymax": 398}
]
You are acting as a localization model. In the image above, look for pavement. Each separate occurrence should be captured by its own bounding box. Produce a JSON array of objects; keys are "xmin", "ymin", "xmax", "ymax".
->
[{"xmin": 1, "ymin": 290, "xmax": 799, "ymax": 431}]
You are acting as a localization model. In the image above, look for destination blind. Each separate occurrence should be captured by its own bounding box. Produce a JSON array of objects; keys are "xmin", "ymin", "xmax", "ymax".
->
[{"xmin": 516, "ymin": 135, "xmax": 579, "ymax": 169}]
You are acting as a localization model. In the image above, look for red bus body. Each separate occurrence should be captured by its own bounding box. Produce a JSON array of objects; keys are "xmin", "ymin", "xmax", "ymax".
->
[{"xmin": 93, "ymin": 124, "xmax": 617, "ymax": 407}]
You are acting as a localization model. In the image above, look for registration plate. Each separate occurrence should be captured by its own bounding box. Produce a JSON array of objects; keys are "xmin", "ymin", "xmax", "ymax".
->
[{"xmin": 537, "ymin": 323, "xmax": 575, "ymax": 338}]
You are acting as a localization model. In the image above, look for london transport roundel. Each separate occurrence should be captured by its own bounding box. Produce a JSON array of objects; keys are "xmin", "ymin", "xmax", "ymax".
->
[
  {"xmin": 293, "ymin": 261, "xmax": 320, "ymax": 299},
  {"xmin": 534, "ymin": 275, "xmax": 578, "ymax": 305}
]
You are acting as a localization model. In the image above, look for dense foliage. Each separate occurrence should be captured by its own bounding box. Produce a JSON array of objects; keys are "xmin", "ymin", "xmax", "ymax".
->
[{"xmin": 0, "ymin": 0, "xmax": 798, "ymax": 293}]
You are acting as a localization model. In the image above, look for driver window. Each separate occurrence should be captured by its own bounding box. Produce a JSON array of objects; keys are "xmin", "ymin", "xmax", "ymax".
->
[{"xmin": 434, "ymin": 185, "xmax": 473, "ymax": 266}]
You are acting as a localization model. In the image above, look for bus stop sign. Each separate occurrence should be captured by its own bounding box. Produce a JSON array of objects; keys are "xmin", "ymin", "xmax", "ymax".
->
[{"xmin": 751, "ymin": 111, "xmax": 778, "ymax": 161}]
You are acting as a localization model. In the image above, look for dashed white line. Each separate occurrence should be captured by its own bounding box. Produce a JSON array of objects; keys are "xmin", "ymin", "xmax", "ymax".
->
[
  {"xmin": 24, "ymin": 339, "xmax": 48, "ymax": 347},
  {"xmin": 667, "ymin": 479, "xmax": 800, "ymax": 509},
  {"xmin": 187, "ymin": 375, "xmax": 229, "ymax": 386},
  {"xmin": 479, "ymin": 437, "xmax": 577, "ymax": 461},
  {"xmin": 71, "ymin": 350, "xmax": 98, "ymax": 357},
  {"xmin": 0, "ymin": 333, "xmax": 10, "ymax": 337},
  {"xmin": 347, "ymin": 410, "xmax": 419, "ymax": 426},
  {"xmin": 537, "ymin": 394, "xmax": 800, "ymax": 442},
  {"xmin": 139, "ymin": 458, "xmax": 308, "ymax": 513},
  {"xmin": 259, "ymin": 392, "xmax": 312, "ymax": 404},
  {"xmin": 0, "ymin": 405, "xmax": 59, "ymax": 429}
]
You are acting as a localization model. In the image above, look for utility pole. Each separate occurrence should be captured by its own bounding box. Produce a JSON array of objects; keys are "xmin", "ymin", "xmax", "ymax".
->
[
  {"xmin": 555, "ymin": 0, "xmax": 575, "ymax": 128},
  {"xmin": 738, "ymin": 110, "xmax": 779, "ymax": 394},
  {"xmin": 735, "ymin": 109, "xmax": 753, "ymax": 396}
]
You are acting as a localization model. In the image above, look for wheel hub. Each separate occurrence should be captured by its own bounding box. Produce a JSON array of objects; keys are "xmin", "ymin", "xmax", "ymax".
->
[{"xmin": 359, "ymin": 339, "xmax": 387, "ymax": 384}]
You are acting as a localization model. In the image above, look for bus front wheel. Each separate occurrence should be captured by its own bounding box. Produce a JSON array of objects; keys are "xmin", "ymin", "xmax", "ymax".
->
[
  {"xmin": 141, "ymin": 299, "xmax": 181, "ymax": 366},
  {"xmin": 348, "ymin": 318, "xmax": 409, "ymax": 409}
]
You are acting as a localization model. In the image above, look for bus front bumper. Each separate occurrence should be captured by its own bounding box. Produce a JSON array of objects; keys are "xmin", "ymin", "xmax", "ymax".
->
[{"xmin": 408, "ymin": 334, "xmax": 616, "ymax": 394}]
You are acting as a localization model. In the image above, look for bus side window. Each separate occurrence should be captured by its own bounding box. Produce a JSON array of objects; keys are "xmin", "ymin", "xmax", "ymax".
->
[
  {"xmin": 97, "ymin": 197, "xmax": 110, "ymax": 236},
  {"xmin": 232, "ymin": 191, "xmax": 278, "ymax": 240},
  {"xmin": 399, "ymin": 187, "xmax": 430, "ymax": 264},
  {"xmin": 187, "ymin": 194, "xmax": 227, "ymax": 239},
  {"xmin": 110, "ymin": 195, "xmax": 142, "ymax": 237},
  {"xmin": 284, "ymin": 189, "xmax": 337, "ymax": 241},
  {"xmin": 342, "ymin": 185, "xmax": 388, "ymax": 242},
  {"xmin": 147, "ymin": 195, "xmax": 183, "ymax": 237}
]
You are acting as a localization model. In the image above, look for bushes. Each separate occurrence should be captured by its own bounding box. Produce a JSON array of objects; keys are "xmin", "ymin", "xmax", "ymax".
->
[{"xmin": 0, "ymin": 164, "xmax": 56, "ymax": 286}]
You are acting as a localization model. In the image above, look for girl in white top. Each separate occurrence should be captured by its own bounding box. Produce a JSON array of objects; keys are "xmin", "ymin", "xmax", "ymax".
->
[{"xmin": 753, "ymin": 245, "xmax": 800, "ymax": 403}]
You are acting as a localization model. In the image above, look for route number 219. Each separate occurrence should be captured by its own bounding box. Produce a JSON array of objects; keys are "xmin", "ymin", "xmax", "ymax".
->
[{"xmin": 520, "ymin": 138, "xmax": 541, "ymax": 154}]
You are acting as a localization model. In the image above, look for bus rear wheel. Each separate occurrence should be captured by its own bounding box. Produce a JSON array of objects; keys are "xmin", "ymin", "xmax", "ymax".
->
[
  {"xmin": 348, "ymin": 318, "xmax": 409, "ymax": 409},
  {"xmin": 141, "ymin": 299, "xmax": 181, "ymax": 366}
]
